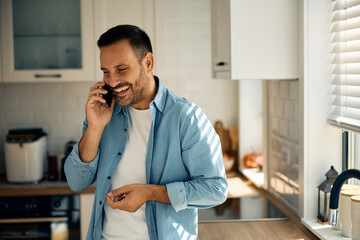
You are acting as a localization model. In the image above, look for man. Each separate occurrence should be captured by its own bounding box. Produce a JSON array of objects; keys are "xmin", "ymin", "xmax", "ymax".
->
[{"xmin": 65, "ymin": 25, "xmax": 227, "ymax": 240}]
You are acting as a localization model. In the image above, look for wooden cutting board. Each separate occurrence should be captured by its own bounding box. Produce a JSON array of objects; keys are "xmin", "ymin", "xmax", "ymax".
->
[{"xmin": 214, "ymin": 120, "xmax": 231, "ymax": 154}]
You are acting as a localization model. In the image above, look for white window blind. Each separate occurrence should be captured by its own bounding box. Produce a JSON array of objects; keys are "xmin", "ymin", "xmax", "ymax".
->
[{"xmin": 328, "ymin": 0, "xmax": 360, "ymax": 133}]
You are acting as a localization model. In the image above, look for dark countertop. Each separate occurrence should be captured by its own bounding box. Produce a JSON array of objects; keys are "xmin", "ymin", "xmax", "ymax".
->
[{"xmin": 0, "ymin": 174, "xmax": 95, "ymax": 197}]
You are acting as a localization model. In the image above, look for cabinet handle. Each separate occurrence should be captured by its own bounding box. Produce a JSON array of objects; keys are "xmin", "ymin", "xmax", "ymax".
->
[
  {"xmin": 216, "ymin": 62, "xmax": 227, "ymax": 66},
  {"xmin": 35, "ymin": 74, "xmax": 62, "ymax": 78}
]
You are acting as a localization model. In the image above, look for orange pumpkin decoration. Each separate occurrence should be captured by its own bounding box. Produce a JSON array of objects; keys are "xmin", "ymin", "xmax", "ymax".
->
[{"xmin": 243, "ymin": 152, "xmax": 263, "ymax": 168}]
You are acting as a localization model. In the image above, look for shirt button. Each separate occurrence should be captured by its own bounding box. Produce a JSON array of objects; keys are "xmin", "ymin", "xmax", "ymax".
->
[
  {"xmin": 107, "ymin": 176, "xmax": 111, "ymax": 179},
  {"xmin": 124, "ymin": 128, "xmax": 127, "ymax": 132},
  {"xmin": 99, "ymin": 201, "xmax": 102, "ymax": 205},
  {"xmin": 118, "ymin": 152, "xmax": 121, "ymax": 156}
]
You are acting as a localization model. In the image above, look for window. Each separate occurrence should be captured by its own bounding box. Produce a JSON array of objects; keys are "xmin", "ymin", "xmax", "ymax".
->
[{"xmin": 328, "ymin": 0, "xmax": 360, "ymax": 173}]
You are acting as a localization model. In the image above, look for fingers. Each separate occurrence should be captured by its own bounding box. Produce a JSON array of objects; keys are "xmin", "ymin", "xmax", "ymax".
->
[
  {"xmin": 87, "ymin": 95, "xmax": 106, "ymax": 104},
  {"xmin": 87, "ymin": 82, "xmax": 109, "ymax": 104},
  {"xmin": 105, "ymin": 193, "xmax": 126, "ymax": 210},
  {"xmin": 90, "ymin": 81, "xmax": 105, "ymax": 91},
  {"xmin": 109, "ymin": 185, "xmax": 131, "ymax": 197}
]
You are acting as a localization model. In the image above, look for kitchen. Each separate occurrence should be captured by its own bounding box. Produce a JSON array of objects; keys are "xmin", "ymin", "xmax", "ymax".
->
[{"xmin": 0, "ymin": 0, "xmax": 360, "ymax": 239}]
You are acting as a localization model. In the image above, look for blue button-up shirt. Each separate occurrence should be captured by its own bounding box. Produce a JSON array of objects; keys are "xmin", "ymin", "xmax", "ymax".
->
[{"xmin": 65, "ymin": 76, "xmax": 228, "ymax": 240}]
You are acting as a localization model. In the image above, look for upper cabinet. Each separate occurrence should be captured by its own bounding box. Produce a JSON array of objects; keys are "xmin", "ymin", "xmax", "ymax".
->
[
  {"xmin": 0, "ymin": 0, "xmax": 95, "ymax": 82},
  {"xmin": 211, "ymin": 0, "xmax": 299, "ymax": 80}
]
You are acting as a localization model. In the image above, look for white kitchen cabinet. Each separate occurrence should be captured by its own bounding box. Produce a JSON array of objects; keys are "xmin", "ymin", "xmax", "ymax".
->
[
  {"xmin": 0, "ymin": 0, "xmax": 95, "ymax": 82},
  {"xmin": 211, "ymin": 0, "xmax": 299, "ymax": 80},
  {"xmin": 80, "ymin": 193, "xmax": 94, "ymax": 240}
]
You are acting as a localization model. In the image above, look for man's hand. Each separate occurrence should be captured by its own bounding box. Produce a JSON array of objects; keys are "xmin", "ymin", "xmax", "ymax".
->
[
  {"xmin": 86, "ymin": 81, "xmax": 115, "ymax": 129},
  {"xmin": 78, "ymin": 81, "xmax": 115, "ymax": 163},
  {"xmin": 106, "ymin": 184, "xmax": 170, "ymax": 213}
]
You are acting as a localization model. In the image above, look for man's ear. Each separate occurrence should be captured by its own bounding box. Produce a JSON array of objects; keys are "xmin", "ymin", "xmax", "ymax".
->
[{"xmin": 143, "ymin": 52, "xmax": 154, "ymax": 74}]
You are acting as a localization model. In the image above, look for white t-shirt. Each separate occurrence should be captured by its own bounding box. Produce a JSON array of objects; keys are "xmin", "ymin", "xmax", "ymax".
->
[{"xmin": 102, "ymin": 106, "xmax": 152, "ymax": 240}]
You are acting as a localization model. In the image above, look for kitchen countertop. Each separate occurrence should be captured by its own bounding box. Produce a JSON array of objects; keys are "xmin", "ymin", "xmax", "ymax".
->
[
  {"xmin": 198, "ymin": 219, "xmax": 316, "ymax": 240},
  {"xmin": 0, "ymin": 174, "xmax": 95, "ymax": 196}
]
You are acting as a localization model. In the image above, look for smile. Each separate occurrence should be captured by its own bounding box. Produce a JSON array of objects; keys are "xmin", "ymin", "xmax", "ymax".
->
[{"xmin": 115, "ymin": 85, "xmax": 130, "ymax": 93}]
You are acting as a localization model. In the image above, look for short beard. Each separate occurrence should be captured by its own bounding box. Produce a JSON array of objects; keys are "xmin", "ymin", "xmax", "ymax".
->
[{"xmin": 115, "ymin": 66, "xmax": 147, "ymax": 107}]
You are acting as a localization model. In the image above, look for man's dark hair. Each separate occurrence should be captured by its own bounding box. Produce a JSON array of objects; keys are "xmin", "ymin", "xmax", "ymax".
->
[{"xmin": 97, "ymin": 25, "xmax": 153, "ymax": 62}]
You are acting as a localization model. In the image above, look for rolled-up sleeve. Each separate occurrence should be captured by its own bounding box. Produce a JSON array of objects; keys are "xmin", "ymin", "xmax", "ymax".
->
[
  {"xmin": 166, "ymin": 105, "xmax": 228, "ymax": 212},
  {"xmin": 64, "ymin": 141, "xmax": 99, "ymax": 191},
  {"xmin": 64, "ymin": 119, "xmax": 100, "ymax": 192},
  {"xmin": 166, "ymin": 182, "xmax": 187, "ymax": 212}
]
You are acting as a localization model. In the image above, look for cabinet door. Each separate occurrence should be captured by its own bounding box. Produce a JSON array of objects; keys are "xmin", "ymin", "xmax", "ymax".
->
[
  {"xmin": 211, "ymin": 0, "xmax": 299, "ymax": 80},
  {"xmin": 211, "ymin": 0, "xmax": 231, "ymax": 79},
  {"xmin": 0, "ymin": 0, "xmax": 95, "ymax": 82},
  {"xmin": 80, "ymin": 193, "xmax": 94, "ymax": 240}
]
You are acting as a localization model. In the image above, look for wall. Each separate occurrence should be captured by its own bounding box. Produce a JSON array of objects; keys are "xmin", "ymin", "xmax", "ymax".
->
[
  {"xmin": 0, "ymin": 0, "xmax": 238, "ymax": 173},
  {"xmin": 238, "ymin": 80, "xmax": 263, "ymax": 169},
  {"xmin": 302, "ymin": 0, "xmax": 342, "ymax": 219}
]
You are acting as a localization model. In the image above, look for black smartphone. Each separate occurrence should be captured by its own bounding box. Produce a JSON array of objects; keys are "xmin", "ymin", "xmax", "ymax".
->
[{"xmin": 102, "ymin": 84, "xmax": 113, "ymax": 108}]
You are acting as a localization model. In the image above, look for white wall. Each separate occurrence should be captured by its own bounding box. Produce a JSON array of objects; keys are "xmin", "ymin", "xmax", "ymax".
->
[
  {"xmin": 238, "ymin": 80, "xmax": 262, "ymax": 169},
  {"xmin": 302, "ymin": 0, "xmax": 342, "ymax": 219},
  {"xmin": 0, "ymin": 0, "xmax": 238, "ymax": 173}
]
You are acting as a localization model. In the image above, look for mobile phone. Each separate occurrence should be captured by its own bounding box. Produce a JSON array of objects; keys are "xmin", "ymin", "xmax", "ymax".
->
[{"xmin": 102, "ymin": 84, "xmax": 113, "ymax": 108}]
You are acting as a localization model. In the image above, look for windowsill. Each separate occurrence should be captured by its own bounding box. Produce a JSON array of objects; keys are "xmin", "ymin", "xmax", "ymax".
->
[
  {"xmin": 241, "ymin": 168, "xmax": 264, "ymax": 187},
  {"xmin": 301, "ymin": 218, "xmax": 351, "ymax": 240}
]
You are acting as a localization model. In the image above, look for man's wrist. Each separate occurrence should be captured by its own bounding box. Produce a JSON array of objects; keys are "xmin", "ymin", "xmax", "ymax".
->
[{"xmin": 148, "ymin": 185, "xmax": 170, "ymax": 204}]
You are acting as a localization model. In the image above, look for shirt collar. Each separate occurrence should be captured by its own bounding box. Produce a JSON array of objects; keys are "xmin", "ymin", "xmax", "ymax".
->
[
  {"xmin": 151, "ymin": 76, "xmax": 166, "ymax": 113},
  {"xmin": 112, "ymin": 75, "xmax": 166, "ymax": 115}
]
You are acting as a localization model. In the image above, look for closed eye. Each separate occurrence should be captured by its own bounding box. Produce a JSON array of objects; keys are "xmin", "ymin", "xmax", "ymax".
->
[{"xmin": 116, "ymin": 67, "xmax": 127, "ymax": 73}]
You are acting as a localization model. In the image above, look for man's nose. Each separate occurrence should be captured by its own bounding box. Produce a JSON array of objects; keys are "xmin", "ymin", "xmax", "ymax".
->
[{"xmin": 107, "ymin": 73, "xmax": 118, "ymax": 88}]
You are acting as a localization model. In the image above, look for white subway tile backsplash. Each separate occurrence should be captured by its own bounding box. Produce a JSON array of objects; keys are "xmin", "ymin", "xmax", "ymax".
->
[
  {"xmin": 34, "ymin": 111, "xmax": 62, "ymax": 125},
  {"xmin": 267, "ymin": 79, "xmax": 300, "ymax": 211},
  {"xmin": 33, "ymin": 83, "xmax": 62, "ymax": 96},
  {"xmin": 275, "ymin": 99, "xmax": 284, "ymax": 117},
  {"xmin": 271, "ymin": 117, "xmax": 280, "ymax": 133},
  {"xmin": 284, "ymin": 100, "xmax": 293, "ymax": 120},
  {"xmin": 51, "ymin": 124, "xmax": 82, "ymax": 141},
  {"xmin": 62, "ymin": 82, "xmax": 93, "ymax": 97},
  {"xmin": 0, "ymin": 114, "xmax": 4, "ymax": 126},
  {"xmin": 50, "ymin": 96, "xmax": 79, "ymax": 111},
  {"xmin": 0, "ymin": 95, "xmax": 20, "ymax": 110},
  {"xmin": 5, "ymin": 112, "xmax": 33, "ymax": 125},
  {"xmin": 289, "ymin": 122, "xmax": 299, "ymax": 142},
  {"xmin": 279, "ymin": 119, "xmax": 288, "ymax": 138},
  {"xmin": 20, "ymin": 96, "xmax": 49, "ymax": 110},
  {"xmin": 63, "ymin": 111, "xmax": 85, "ymax": 125},
  {"xmin": 289, "ymin": 81, "xmax": 299, "ymax": 100},
  {"xmin": 293, "ymin": 101, "xmax": 299, "ymax": 121},
  {"xmin": 269, "ymin": 97, "xmax": 275, "ymax": 115},
  {"xmin": 279, "ymin": 81, "xmax": 289, "ymax": 98},
  {"xmin": 270, "ymin": 81, "xmax": 279, "ymax": 97},
  {"xmin": 3, "ymin": 83, "xmax": 32, "ymax": 98}
]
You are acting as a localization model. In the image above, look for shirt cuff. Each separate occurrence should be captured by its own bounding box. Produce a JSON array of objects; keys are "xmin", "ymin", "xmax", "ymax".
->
[
  {"xmin": 165, "ymin": 182, "xmax": 187, "ymax": 212},
  {"xmin": 69, "ymin": 141, "xmax": 99, "ymax": 173}
]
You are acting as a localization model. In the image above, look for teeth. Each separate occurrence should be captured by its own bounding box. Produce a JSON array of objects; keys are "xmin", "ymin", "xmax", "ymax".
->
[{"xmin": 115, "ymin": 85, "xmax": 129, "ymax": 93}]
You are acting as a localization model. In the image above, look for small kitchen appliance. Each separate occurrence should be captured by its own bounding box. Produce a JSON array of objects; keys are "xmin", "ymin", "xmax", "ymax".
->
[{"xmin": 4, "ymin": 128, "xmax": 47, "ymax": 183}]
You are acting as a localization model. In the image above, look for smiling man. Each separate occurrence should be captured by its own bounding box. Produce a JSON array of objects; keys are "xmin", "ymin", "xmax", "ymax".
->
[{"xmin": 65, "ymin": 25, "xmax": 227, "ymax": 240}]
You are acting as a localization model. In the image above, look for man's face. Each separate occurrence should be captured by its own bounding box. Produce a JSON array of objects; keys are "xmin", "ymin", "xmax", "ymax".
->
[{"xmin": 100, "ymin": 40, "xmax": 149, "ymax": 108}]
